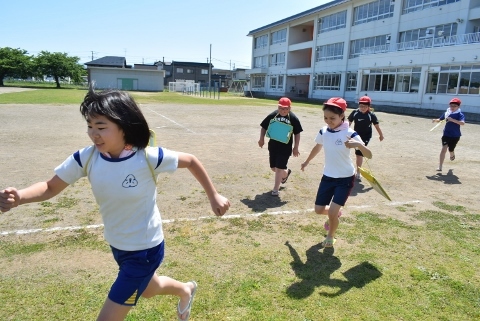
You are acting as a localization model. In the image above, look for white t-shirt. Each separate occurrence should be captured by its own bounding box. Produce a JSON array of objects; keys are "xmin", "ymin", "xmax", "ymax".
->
[
  {"xmin": 314, "ymin": 126, "xmax": 363, "ymax": 178},
  {"xmin": 55, "ymin": 146, "xmax": 178, "ymax": 251}
]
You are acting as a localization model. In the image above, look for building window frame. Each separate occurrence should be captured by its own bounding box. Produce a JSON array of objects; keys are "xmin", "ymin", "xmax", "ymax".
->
[
  {"xmin": 318, "ymin": 10, "xmax": 347, "ymax": 34},
  {"xmin": 353, "ymin": 0, "xmax": 394, "ymax": 26}
]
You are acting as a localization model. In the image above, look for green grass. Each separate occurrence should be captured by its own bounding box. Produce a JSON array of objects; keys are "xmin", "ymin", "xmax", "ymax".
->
[
  {"xmin": 0, "ymin": 83, "xmax": 322, "ymax": 108},
  {"xmin": 0, "ymin": 204, "xmax": 479, "ymax": 320}
]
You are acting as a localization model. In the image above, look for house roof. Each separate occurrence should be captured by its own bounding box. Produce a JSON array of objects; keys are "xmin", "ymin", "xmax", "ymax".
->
[
  {"xmin": 171, "ymin": 61, "xmax": 213, "ymax": 68},
  {"xmin": 247, "ymin": 0, "xmax": 348, "ymax": 36},
  {"xmin": 85, "ymin": 56, "xmax": 127, "ymax": 67}
]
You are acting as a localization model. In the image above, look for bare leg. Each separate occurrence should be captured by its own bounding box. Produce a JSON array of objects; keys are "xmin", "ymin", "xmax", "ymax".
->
[
  {"xmin": 96, "ymin": 299, "xmax": 132, "ymax": 321},
  {"xmin": 96, "ymin": 275, "xmax": 194, "ymax": 321},
  {"xmin": 356, "ymin": 155, "xmax": 363, "ymax": 170},
  {"xmin": 273, "ymin": 168, "xmax": 287, "ymax": 192},
  {"xmin": 315, "ymin": 203, "xmax": 342, "ymax": 239},
  {"xmin": 438, "ymin": 145, "xmax": 448, "ymax": 170},
  {"xmin": 142, "ymin": 275, "xmax": 195, "ymax": 320}
]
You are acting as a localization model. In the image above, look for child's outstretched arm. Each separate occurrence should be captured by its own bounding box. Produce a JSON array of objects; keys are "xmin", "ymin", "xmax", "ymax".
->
[
  {"xmin": 0, "ymin": 175, "xmax": 69, "ymax": 212},
  {"xmin": 177, "ymin": 152, "xmax": 230, "ymax": 216},
  {"xmin": 301, "ymin": 144, "xmax": 322, "ymax": 171},
  {"xmin": 374, "ymin": 124, "xmax": 384, "ymax": 141}
]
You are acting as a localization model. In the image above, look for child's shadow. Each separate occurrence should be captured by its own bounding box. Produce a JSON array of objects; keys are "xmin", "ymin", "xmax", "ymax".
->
[
  {"xmin": 285, "ymin": 241, "xmax": 382, "ymax": 299},
  {"xmin": 240, "ymin": 191, "xmax": 288, "ymax": 212},
  {"xmin": 349, "ymin": 179, "xmax": 372, "ymax": 197},
  {"xmin": 426, "ymin": 169, "xmax": 461, "ymax": 185}
]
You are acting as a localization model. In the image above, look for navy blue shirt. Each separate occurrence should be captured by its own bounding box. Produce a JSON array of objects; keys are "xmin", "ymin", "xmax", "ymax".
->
[{"xmin": 439, "ymin": 111, "xmax": 465, "ymax": 137}]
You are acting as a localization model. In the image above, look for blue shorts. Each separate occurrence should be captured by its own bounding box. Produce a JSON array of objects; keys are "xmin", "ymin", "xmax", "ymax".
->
[
  {"xmin": 108, "ymin": 241, "xmax": 165, "ymax": 306},
  {"xmin": 315, "ymin": 175, "xmax": 355, "ymax": 207}
]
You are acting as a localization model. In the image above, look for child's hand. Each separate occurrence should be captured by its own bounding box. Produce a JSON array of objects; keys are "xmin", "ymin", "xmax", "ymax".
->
[
  {"xmin": 301, "ymin": 161, "xmax": 309, "ymax": 171},
  {"xmin": 210, "ymin": 193, "xmax": 230, "ymax": 216},
  {"xmin": 344, "ymin": 137, "xmax": 362, "ymax": 149},
  {"xmin": 379, "ymin": 135, "xmax": 384, "ymax": 141},
  {"xmin": 0, "ymin": 187, "xmax": 20, "ymax": 212},
  {"xmin": 258, "ymin": 138, "xmax": 264, "ymax": 148}
]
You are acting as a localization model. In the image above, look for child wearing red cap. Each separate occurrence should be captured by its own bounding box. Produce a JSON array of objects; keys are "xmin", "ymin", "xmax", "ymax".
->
[
  {"xmin": 259, "ymin": 97, "xmax": 303, "ymax": 196},
  {"xmin": 301, "ymin": 97, "xmax": 372, "ymax": 247},
  {"xmin": 347, "ymin": 96, "xmax": 384, "ymax": 179},
  {"xmin": 432, "ymin": 97, "xmax": 465, "ymax": 171}
]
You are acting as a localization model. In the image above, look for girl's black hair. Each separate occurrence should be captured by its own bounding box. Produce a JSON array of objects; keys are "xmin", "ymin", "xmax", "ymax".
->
[
  {"xmin": 80, "ymin": 83, "xmax": 150, "ymax": 149},
  {"xmin": 323, "ymin": 104, "xmax": 345, "ymax": 121}
]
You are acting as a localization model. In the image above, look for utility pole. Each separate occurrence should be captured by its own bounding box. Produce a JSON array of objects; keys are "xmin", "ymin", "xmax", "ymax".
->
[{"xmin": 209, "ymin": 44, "xmax": 212, "ymax": 90}]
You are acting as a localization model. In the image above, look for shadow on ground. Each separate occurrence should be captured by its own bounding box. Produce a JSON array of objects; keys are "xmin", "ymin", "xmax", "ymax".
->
[
  {"xmin": 240, "ymin": 191, "xmax": 288, "ymax": 212},
  {"xmin": 426, "ymin": 169, "xmax": 461, "ymax": 184},
  {"xmin": 349, "ymin": 179, "xmax": 373, "ymax": 197},
  {"xmin": 285, "ymin": 241, "xmax": 382, "ymax": 299}
]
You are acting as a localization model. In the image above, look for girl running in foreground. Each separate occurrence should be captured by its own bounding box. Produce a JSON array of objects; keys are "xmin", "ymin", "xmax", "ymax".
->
[
  {"xmin": 0, "ymin": 85, "xmax": 230, "ymax": 321},
  {"xmin": 301, "ymin": 97, "xmax": 372, "ymax": 247}
]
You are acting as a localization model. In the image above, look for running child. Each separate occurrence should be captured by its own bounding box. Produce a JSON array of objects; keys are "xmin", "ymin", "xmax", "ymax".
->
[
  {"xmin": 259, "ymin": 97, "xmax": 303, "ymax": 196},
  {"xmin": 347, "ymin": 96, "xmax": 384, "ymax": 179},
  {"xmin": 0, "ymin": 85, "xmax": 230, "ymax": 321},
  {"xmin": 301, "ymin": 97, "xmax": 372, "ymax": 247},
  {"xmin": 432, "ymin": 97, "xmax": 465, "ymax": 171}
]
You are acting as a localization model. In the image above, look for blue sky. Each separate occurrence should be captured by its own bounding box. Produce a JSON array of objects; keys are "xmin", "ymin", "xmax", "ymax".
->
[{"xmin": 1, "ymin": 0, "xmax": 328, "ymax": 70}]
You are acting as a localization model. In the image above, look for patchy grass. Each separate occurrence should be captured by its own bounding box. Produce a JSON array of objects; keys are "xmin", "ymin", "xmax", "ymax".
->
[{"xmin": 1, "ymin": 202, "xmax": 479, "ymax": 320}]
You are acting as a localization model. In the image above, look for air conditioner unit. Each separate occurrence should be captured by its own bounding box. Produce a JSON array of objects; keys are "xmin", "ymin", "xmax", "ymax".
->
[{"xmin": 426, "ymin": 28, "xmax": 435, "ymax": 35}]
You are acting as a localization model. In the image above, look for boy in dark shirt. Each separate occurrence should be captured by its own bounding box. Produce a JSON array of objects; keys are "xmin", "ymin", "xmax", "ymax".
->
[
  {"xmin": 259, "ymin": 97, "xmax": 303, "ymax": 196},
  {"xmin": 347, "ymin": 96, "xmax": 384, "ymax": 179}
]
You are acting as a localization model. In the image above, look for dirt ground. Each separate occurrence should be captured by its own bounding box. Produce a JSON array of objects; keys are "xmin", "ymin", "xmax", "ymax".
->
[{"xmin": 1, "ymin": 97, "xmax": 479, "ymax": 236}]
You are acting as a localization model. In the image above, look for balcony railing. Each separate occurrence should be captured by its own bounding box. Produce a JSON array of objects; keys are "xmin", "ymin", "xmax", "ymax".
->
[{"xmin": 360, "ymin": 32, "xmax": 480, "ymax": 55}]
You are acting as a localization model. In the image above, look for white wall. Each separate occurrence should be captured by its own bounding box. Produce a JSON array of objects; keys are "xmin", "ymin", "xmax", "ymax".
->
[{"xmin": 89, "ymin": 67, "xmax": 165, "ymax": 91}]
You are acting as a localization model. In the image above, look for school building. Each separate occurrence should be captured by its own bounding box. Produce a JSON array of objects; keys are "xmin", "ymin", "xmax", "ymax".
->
[{"xmin": 246, "ymin": 0, "xmax": 480, "ymax": 118}]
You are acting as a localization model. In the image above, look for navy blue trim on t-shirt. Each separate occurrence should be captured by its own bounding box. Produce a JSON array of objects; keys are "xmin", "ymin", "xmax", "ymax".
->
[
  {"xmin": 99, "ymin": 152, "xmax": 136, "ymax": 162},
  {"xmin": 73, "ymin": 151, "xmax": 82, "ymax": 168},
  {"xmin": 156, "ymin": 148, "xmax": 164, "ymax": 169}
]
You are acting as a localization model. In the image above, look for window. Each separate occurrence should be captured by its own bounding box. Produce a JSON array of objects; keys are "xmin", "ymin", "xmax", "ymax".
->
[
  {"xmin": 316, "ymin": 42, "xmax": 344, "ymax": 61},
  {"xmin": 176, "ymin": 68, "xmax": 184, "ymax": 73},
  {"xmin": 252, "ymin": 75, "xmax": 265, "ymax": 88},
  {"xmin": 270, "ymin": 75, "xmax": 284, "ymax": 90},
  {"xmin": 350, "ymin": 35, "xmax": 388, "ymax": 58},
  {"xmin": 271, "ymin": 29, "xmax": 287, "ymax": 45},
  {"xmin": 187, "ymin": 69, "xmax": 193, "ymax": 74},
  {"xmin": 345, "ymin": 72, "xmax": 357, "ymax": 91},
  {"xmin": 254, "ymin": 55, "xmax": 268, "ymax": 68},
  {"xmin": 254, "ymin": 35, "xmax": 268, "ymax": 49},
  {"xmin": 318, "ymin": 10, "xmax": 347, "ymax": 34},
  {"xmin": 361, "ymin": 68, "xmax": 421, "ymax": 93},
  {"xmin": 353, "ymin": 0, "xmax": 394, "ymax": 26},
  {"xmin": 398, "ymin": 23, "xmax": 458, "ymax": 50},
  {"xmin": 201, "ymin": 69, "xmax": 208, "ymax": 75},
  {"xmin": 427, "ymin": 65, "xmax": 480, "ymax": 95},
  {"xmin": 270, "ymin": 53, "xmax": 285, "ymax": 67},
  {"xmin": 403, "ymin": 0, "xmax": 460, "ymax": 14},
  {"xmin": 314, "ymin": 74, "xmax": 341, "ymax": 91}
]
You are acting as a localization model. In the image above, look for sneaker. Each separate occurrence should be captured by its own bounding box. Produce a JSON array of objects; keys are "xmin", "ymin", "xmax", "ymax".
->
[
  {"xmin": 324, "ymin": 210, "xmax": 343, "ymax": 231},
  {"xmin": 271, "ymin": 190, "xmax": 279, "ymax": 196}
]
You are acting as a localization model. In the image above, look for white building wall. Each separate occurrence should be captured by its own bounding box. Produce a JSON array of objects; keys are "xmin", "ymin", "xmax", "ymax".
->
[
  {"xmin": 89, "ymin": 67, "xmax": 165, "ymax": 91},
  {"xmin": 247, "ymin": 0, "xmax": 480, "ymax": 116}
]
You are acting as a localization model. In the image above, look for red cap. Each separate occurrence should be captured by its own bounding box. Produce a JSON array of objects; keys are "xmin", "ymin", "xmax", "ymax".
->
[
  {"xmin": 359, "ymin": 96, "xmax": 371, "ymax": 104},
  {"xmin": 449, "ymin": 97, "xmax": 461, "ymax": 105},
  {"xmin": 278, "ymin": 97, "xmax": 291, "ymax": 107},
  {"xmin": 325, "ymin": 97, "xmax": 347, "ymax": 111}
]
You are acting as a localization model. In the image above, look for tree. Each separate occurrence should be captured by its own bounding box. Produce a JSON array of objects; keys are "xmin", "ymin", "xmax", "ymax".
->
[
  {"xmin": 0, "ymin": 47, "xmax": 33, "ymax": 86},
  {"xmin": 34, "ymin": 51, "xmax": 84, "ymax": 88}
]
